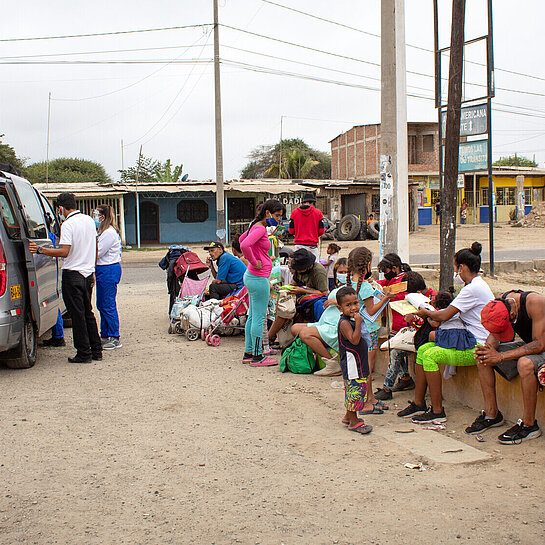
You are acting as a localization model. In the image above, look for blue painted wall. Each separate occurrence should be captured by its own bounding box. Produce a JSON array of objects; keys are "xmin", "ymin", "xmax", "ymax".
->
[{"xmin": 124, "ymin": 192, "xmax": 217, "ymax": 244}]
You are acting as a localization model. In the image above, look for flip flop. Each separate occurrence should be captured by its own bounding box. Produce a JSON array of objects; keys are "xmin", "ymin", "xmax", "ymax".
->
[
  {"xmin": 359, "ymin": 406, "xmax": 384, "ymax": 415},
  {"xmin": 348, "ymin": 422, "xmax": 373, "ymax": 434},
  {"xmin": 342, "ymin": 418, "xmax": 365, "ymax": 425},
  {"xmin": 375, "ymin": 400, "xmax": 390, "ymax": 411}
]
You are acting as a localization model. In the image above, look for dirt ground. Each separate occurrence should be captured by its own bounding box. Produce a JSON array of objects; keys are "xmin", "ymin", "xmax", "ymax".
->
[{"xmin": 1, "ymin": 225, "xmax": 545, "ymax": 544}]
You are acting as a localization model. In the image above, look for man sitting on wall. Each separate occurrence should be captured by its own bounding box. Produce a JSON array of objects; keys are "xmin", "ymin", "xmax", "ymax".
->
[
  {"xmin": 205, "ymin": 241, "xmax": 247, "ymax": 300},
  {"xmin": 469, "ymin": 291, "xmax": 545, "ymax": 444}
]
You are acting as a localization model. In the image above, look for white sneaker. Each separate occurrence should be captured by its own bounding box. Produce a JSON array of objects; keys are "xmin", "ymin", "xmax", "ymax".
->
[{"xmin": 103, "ymin": 337, "xmax": 122, "ymax": 350}]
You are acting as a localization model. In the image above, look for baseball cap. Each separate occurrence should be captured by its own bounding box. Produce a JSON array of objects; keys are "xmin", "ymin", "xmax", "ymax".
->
[
  {"xmin": 480, "ymin": 299, "xmax": 515, "ymax": 343},
  {"xmin": 203, "ymin": 241, "xmax": 224, "ymax": 251}
]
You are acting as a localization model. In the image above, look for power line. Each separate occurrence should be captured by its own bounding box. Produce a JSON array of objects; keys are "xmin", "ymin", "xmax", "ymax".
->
[
  {"xmin": 261, "ymin": 0, "xmax": 545, "ymax": 85},
  {"xmin": 0, "ymin": 24, "xmax": 211, "ymax": 42},
  {"xmin": 53, "ymin": 33, "xmax": 210, "ymax": 102},
  {"xmin": 0, "ymin": 59, "xmax": 213, "ymax": 65}
]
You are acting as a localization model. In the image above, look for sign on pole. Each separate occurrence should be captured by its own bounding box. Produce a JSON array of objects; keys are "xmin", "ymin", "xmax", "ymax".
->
[
  {"xmin": 458, "ymin": 139, "xmax": 488, "ymax": 172},
  {"xmin": 441, "ymin": 104, "xmax": 488, "ymax": 138}
]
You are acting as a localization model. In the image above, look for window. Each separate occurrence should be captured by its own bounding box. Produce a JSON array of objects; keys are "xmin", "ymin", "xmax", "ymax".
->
[
  {"xmin": 525, "ymin": 188, "xmax": 532, "ymax": 205},
  {"xmin": 177, "ymin": 199, "xmax": 208, "ymax": 223},
  {"xmin": 423, "ymin": 134, "xmax": 435, "ymax": 153},
  {"xmin": 371, "ymin": 194, "xmax": 380, "ymax": 215},
  {"xmin": 0, "ymin": 188, "xmax": 21, "ymax": 240},
  {"xmin": 481, "ymin": 188, "xmax": 488, "ymax": 206},
  {"xmin": 228, "ymin": 198, "xmax": 255, "ymax": 221},
  {"xmin": 431, "ymin": 190, "xmax": 440, "ymax": 204},
  {"xmin": 496, "ymin": 187, "xmax": 515, "ymax": 206},
  {"xmin": 408, "ymin": 135, "xmax": 417, "ymax": 164},
  {"xmin": 12, "ymin": 181, "xmax": 47, "ymax": 239},
  {"xmin": 39, "ymin": 193, "xmax": 60, "ymax": 238}
]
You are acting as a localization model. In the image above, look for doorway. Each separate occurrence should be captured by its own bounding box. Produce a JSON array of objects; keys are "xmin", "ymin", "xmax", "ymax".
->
[{"xmin": 139, "ymin": 201, "xmax": 159, "ymax": 243}]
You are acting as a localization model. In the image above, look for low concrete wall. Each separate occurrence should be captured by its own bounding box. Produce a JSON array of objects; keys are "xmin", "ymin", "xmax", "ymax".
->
[{"xmin": 374, "ymin": 345, "xmax": 545, "ymax": 423}]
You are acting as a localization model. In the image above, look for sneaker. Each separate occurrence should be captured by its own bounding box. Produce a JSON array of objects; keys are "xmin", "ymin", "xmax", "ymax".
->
[
  {"xmin": 392, "ymin": 376, "xmax": 415, "ymax": 391},
  {"xmin": 42, "ymin": 337, "xmax": 66, "ymax": 347},
  {"xmin": 250, "ymin": 356, "xmax": 278, "ymax": 367},
  {"xmin": 498, "ymin": 419, "xmax": 542, "ymax": 445},
  {"xmin": 92, "ymin": 353, "xmax": 102, "ymax": 361},
  {"xmin": 465, "ymin": 410, "xmax": 504, "ymax": 435},
  {"xmin": 103, "ymin": 338, "xmax": 122, "ymax": 350},
  {"xmin": 412, "ymin": 407, "xmax": 447, "ymax": 424},
  {"xmin": 397, "ymin": 401, "xmax": 427, "ymax": 418},
  {"xmin": 242, "ymin": 353, "xmax": 253, "ymax": 364},
  {"xmin": 263, "ymin": 348, "xmax": 278, "ymax": 356},
  {"xmin": 374, "ymin": 388, "xmax": 393, "ymax": 401},
  {"xmin": 68, "ymin": 354, "xmax": 92, "ymax": 364}
]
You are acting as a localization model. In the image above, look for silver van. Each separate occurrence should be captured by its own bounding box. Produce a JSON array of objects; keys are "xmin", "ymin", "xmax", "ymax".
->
[{"xmin": 0, "ymin": 167, "xmax": 63, "ymax": 368}]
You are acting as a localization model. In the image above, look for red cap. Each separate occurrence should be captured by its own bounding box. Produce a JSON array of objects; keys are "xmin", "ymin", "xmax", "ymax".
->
[{"xmin": 481, "ymin": 300, "xmax": 515, "ymax": 342}]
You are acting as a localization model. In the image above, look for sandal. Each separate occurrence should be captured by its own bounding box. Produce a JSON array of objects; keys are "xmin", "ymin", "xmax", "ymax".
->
[
  {"xmin": 375, "ymin": 400, "xmax": 390, "ymax": 411},
  {"xmin": 359, "ymin": 405, "xmax": 384, "ymax": 415},
  {"xmin": 342, "ymin": 418, "xmax": 365, "ymax": 426},
  {"xmin": 348, "ymin": 422, "xmax": 373, "ymax": 434}
]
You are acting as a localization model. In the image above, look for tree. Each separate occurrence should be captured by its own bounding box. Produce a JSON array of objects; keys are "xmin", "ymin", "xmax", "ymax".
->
[
  {"xmin": 118, "ymin": 155, "xmax": 160, "ymax": 184},
  {"xmin": 493, "ymin": 154, "xmax": 538, "ymax": 168},
  {"xmin": 24, "ymin": 158, "xmax": 111, "ymax": 184},
  {"xmin": 240, "ymin": 138, "xmax": 331, "ymax": 179},
  {"xmin": 154, "ymin": 159, "xmax": 184, "ymax": 182},
  {"xmin": 0, "ymin": 134, "xmax": 25, "ymax": 170}
]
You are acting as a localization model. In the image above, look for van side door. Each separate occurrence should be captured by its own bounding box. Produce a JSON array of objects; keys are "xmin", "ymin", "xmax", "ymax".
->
[{"xmin": 9, "ymin": 179, "xmax": 59, "ymax": 335}]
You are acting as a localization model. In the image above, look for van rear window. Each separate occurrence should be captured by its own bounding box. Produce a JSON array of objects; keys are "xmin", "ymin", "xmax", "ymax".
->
[{"xmin": 0, "ymin": 188, "xmax": 21, "ymax": 240}]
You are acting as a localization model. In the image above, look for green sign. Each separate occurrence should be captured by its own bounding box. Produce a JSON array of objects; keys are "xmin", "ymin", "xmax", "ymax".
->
[{"xmin": 458, "ymin": 139, "xmax": 488, "ymax": 172}]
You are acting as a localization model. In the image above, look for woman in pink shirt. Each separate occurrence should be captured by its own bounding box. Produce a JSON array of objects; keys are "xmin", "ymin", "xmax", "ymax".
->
[{"xmin": 239, "ymin": 200, "xmax": 284, "ymax": 366}]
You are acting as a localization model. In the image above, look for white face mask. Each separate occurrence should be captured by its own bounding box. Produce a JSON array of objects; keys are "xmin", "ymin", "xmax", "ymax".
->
[
  {"xmin": 453, "ymin": 272, "xmax": 465, "ymax": 285},
  {"xmin": 336, "ymin": 273, "xmax": 347, "ymax": 285}
]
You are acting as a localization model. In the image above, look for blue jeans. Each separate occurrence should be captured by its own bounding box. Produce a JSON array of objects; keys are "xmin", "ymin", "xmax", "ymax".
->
[
  {"xmin": 243, "ymin": 271, "xmax": 270, "ymax": 357},
  {"xmin": 383, "ymin": 349, "xmax": 410, "ymax": 389},
  {"xmin": 96, "ymin": 263, "xmax": 122, "ymax": 338}
]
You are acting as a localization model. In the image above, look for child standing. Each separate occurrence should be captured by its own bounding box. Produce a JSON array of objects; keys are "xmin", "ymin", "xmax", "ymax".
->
[
  {"xmin": 337, "ymin": 286, "xmax": 372, "ymax": 434},
  {"xmin": 332, "ymin": 257, "xmax": 348, "ymax": 289},
  {"xmin": 326, "ymin": 243, "xmax": 341, "ymax": 291},
  {"xmin": 347, "ymin": 247, "xmax": 393, "ymax": 414}
]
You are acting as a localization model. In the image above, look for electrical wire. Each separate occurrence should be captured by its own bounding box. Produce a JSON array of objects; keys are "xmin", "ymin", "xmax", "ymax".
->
[{"xmin": 0, "ymin": 24, "xmax": 211, "ymax": 42}]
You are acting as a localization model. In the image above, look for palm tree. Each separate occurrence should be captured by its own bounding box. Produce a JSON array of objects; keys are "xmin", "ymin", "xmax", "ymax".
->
[
  {"xmin": 264, "ymin": 150, "xmax": 319, "ymax": 179},
  {"xmin": 155, "ymin": 159, "xmax": 184, "ymax": 182}
]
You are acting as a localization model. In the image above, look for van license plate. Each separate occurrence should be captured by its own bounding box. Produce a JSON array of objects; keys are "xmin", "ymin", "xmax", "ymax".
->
[{"xmin": 10, "ymin": 285, "xmax": 21, "ymax": 300}]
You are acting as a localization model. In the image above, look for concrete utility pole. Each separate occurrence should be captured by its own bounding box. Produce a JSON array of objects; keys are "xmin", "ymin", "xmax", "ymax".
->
[
  {"xmin": 213, "ymin": 0, "xmax": 226, "ymax": 244},
  {"xmin": 45, "ymin": 92, "xmax": 51, "ymax": 187},
  {"xmin": 380, "ymin": 0, "xmax": 409, "ymax": 263},
  {"xmin": 440, "ymin": 0, "xmax": 466, "ymax": 290}
]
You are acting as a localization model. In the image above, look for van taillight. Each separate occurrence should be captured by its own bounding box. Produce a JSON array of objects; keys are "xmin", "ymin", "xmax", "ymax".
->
[{"xmin": 0, "ymin": 240, "xmax": 6, "ymax": 296}]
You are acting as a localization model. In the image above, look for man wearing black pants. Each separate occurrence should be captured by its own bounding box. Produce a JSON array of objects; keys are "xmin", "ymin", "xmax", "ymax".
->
[{"xmin": 30, "ymin": 193, "xmax": 102, "ymax": 364}]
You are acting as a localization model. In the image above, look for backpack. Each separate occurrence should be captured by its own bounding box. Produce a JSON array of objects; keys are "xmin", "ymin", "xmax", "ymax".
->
[{"xmin": 279, "ymin": 337, "xmax": 316, "ymax": 374}]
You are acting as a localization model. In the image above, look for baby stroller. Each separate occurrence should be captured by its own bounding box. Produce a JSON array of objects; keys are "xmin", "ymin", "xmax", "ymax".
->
[
  {"xmin": 203, "ymin": 287, "xmax": 249, "ymax": 346},
  {"xmin": 168, "ymin": 251, "xmax": 210, "ymax": 336}
]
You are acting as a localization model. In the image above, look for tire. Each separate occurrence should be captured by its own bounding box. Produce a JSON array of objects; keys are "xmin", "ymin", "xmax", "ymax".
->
[
  {"xmin": 5, "ymin": 313, "xmax": 37, "ymax": 369},
  {"xmin": 337, "ymin": 215, "xmax": 361, "ymax": 241},
  {"xmin": 367, "ymin": 220, "xmax": 379, "ymax": 240}
]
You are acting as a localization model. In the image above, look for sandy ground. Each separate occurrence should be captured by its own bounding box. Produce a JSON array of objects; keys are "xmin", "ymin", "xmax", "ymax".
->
[
  {"xmin": 121, "ymin": 223, "xmax": 545, "ymax": 265},
  {"xmin": 1, "ymin": 263, "xmax": 545, "ymax": 545}
]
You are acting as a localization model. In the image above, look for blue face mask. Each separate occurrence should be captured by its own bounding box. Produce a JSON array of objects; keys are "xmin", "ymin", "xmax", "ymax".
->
[
  {"xmin": 266, "ymin": 218, "xmax": 279, "ymax": 227},
  {"xmin": 93, "ymin": 217, "xmax": 101, "ymax": 228},
  {"xmin": 336, "ymin": 273, "xmax": 347, "ymax": 285}
]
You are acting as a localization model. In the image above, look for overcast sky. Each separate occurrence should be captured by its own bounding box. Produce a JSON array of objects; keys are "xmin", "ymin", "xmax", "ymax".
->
[{"xmin": 1, "ymin": 0, "xmax": 544, "ymax": 181}]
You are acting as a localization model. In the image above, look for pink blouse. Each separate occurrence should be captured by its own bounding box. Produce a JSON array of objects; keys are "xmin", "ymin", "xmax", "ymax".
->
[{"xmin": 239, "ymin": 224, "xmax": 272, "ymax": 277}]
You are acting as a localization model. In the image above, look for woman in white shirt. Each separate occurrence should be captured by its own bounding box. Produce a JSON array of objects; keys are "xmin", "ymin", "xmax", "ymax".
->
[
  {"xmin": 397, "ymin": 242, "xmax": 494, "ymax": 423},
  {"xmin": 94, "ymin": 204, "xmax": 122, "ymax": 350}
]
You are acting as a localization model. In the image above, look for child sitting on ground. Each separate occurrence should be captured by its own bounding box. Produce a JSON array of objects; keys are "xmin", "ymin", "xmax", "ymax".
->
[
  {"xmin": 337, "ymin": 286, "xmax": 373, "ymax": 435},
  {"xmin": 429, "ymin": 289, "xmax": 477, "ymax": 350}
]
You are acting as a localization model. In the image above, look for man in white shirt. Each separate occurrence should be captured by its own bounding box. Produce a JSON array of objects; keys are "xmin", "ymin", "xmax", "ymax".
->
[{"xmin": 29, "ymin": 193, "xmax": 102, "ymax": 364}]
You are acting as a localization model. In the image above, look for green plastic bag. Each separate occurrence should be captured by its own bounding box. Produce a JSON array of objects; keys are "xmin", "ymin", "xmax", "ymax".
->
[{"xmin": 279, "ymin": 337, "xmax": 316, "ymax": 374}]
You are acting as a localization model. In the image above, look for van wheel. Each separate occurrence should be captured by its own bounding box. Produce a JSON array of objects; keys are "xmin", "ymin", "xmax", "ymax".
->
[{"xmin": 5, "ymin": 314, "xmax": 37, "ymax": 369}]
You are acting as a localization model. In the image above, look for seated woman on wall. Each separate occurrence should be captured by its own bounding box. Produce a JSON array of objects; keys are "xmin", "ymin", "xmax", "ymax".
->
[
  {"xmin": 268, "ymin": 248, "xmax": 329, "ymax": 344},
  {"xmin": 397, "ymin": 242, "xmax": 494, "ymax": 424}
]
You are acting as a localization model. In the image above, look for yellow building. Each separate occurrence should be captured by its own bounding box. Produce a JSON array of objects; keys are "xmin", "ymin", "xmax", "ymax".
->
[{"xmin": 416, "ymin": 166, "xmax": 545, "ymax": 224}]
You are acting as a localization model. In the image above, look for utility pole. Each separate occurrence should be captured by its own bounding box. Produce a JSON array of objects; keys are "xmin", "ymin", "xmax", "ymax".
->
[
  {"xmin": 46, "ymin": 92, "xmax": 51, "ymax": 187},
  {"xmin": 380, "ymin": 0, "xmax": 409, "ymax": 263},
  {"xmin": 440, "ymin": 0, "xmax": 466, "ymax": 290},
  {"xmin": 121, "ymin": 139, "xmax": 125, "ymax": 171},
  {"xmin": 279, "ymin": 115, "xmax": 283, "ymax": 179},
  {"xmin": 135, "ymin": 145, "xmax": 142, "ymax": 249},
  {"xmin": 213, "ymin": 0, "xmax": 226, "ymax": 244}
]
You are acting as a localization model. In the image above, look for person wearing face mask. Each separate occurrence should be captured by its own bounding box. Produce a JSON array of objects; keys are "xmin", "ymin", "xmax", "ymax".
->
[
  {"xmin": 377, "ymin": 253, "xmax": 411, "ymax": 334},
  {"xmin": 397, "ymin": 242, "xmax": 494, "ymax": 423},
  {"xmin": 29, "ymin": 193, "xmax": 101, "ymax": 364},
  {"xmin": 94, "ymin": 204, "xmax": 123, "ymax": 350}
]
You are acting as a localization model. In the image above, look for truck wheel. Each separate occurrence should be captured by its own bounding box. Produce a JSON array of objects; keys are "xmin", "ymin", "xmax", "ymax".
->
[
  {"xmin": 5, "ymin": 313, "xmax": 37, "ymax": 369},
  {"xmin": 337, "ymin": 215, "xmax": 361, "ymax": 241},
  {"xmin": 367, "ymin": 220, "xmax": 379, "ymax": 240}
]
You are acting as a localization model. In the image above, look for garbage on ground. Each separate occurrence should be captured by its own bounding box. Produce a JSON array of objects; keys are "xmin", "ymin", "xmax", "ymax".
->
[
  {"xmin": 475, "ymin": 434, "xmax": 485, "ymax": 442},
  {"xmin": 424, "ymin": 424, "xmax": 446, "ymax": 430},
  {"xmin": 330, "ymin": 381, "xmax": 344, "ymax": 389},
  {"xmin": 442, "ymin": 448, "xmax": 463, "ymax": 454},
  {"xmin": 404, "ymin": 462, "xmax": 424, "ymax": 470},
  {"xmin": 395, "ymin": 428, "xmax": 415, "ymax": 434}
]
